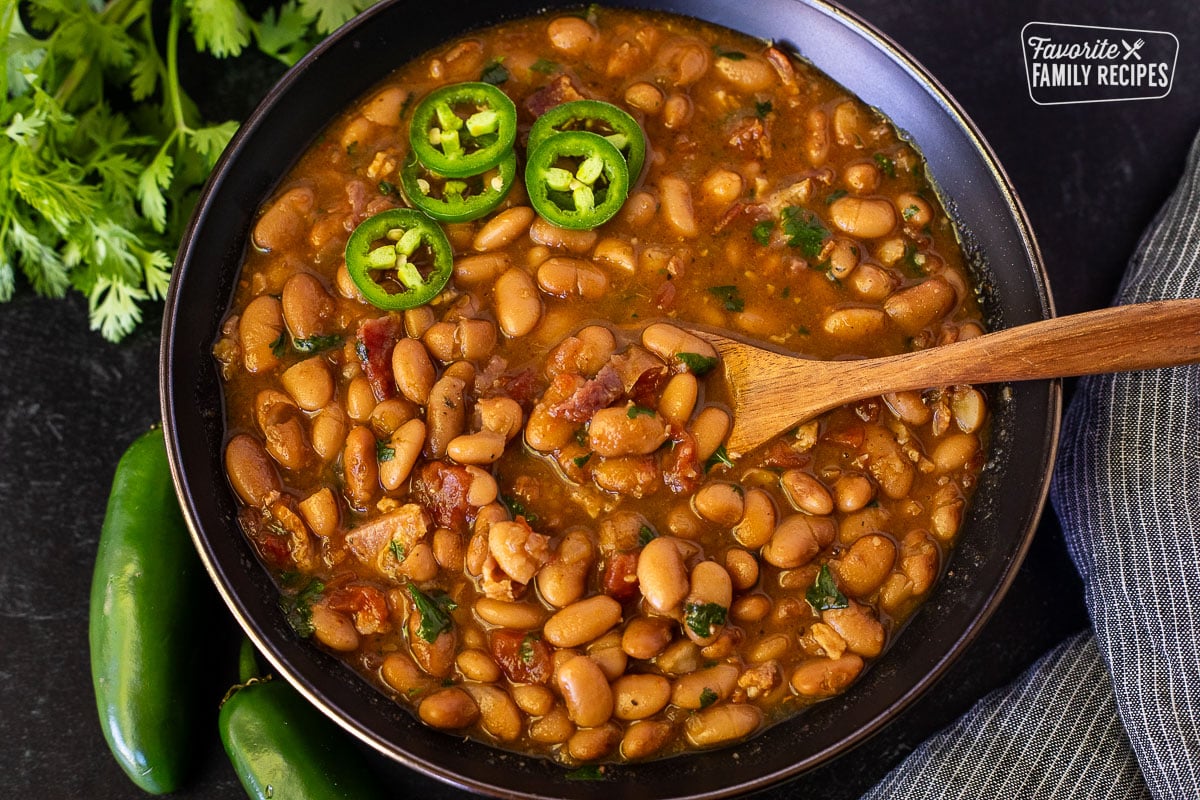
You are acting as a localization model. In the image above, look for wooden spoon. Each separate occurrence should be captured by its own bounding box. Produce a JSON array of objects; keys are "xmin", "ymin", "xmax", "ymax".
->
[{"xmin": 692, "ymin": 298, "xmax": 1200, "ymax": 456}]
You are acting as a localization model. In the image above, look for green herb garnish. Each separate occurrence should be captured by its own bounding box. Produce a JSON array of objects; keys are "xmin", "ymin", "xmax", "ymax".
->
[
  {"xmin": 627, "ymin": 404, "xmax": 656, "ymax": 419},
  {"xmin": 755, "ymin": 100, "xmax": 773, "ymax": 119},
  {"xmin": 501, "ymin": 494, "xmax": 539, "ymax": 525},
  {"xmin": 752, "ymin": 220, "xmax": 775, "ymax": 246},
  {"xmin": 902, "ymin": 204, "xmax": 920, "ymax": 221},
  {"xmin": 709, "ymin": 285, "xmax": 745, "ymax": 313},
  {"xmin": 378, "ymin": 181, "xmax": 396, "ymax": 195},
  {"xmin": 480, "ymin": 58, "xmax": 509, "ymax": 85},
  {"xmin": 407, "ymin": 582, "xmax": 457, "ymax": 643},
  {"xmin": 389, "ymin": 540, "xmax": 406, "ymax": 563},
  {"xmin": 806, "ymin": 564, "xmax": 849, "ymax": 611},
  {"xmin": 698, "ymin": 687, "xmax": 719, "ymax": 709},
  {"xmin": 825, "ymin": 189, "xmax": 848, "ymax": 205},
  {"xmin": 677, "ymin": 352, "xmax": 718, "ymax": 375},
  {"xmin": 873, "ymin": 153, "xmax": 897, "ymax": 178},
  {"xmin": 566, "ymin": 765, "xmax": 607, "ymax": 781},
  {"xmin": 270, "ymin": 332, "xmax": 289, "ymax": 358},
  {"xmin": 530, "ymin": 58, "xmax": 559, "ymax": 74},
  {"xmin": 292, "ymin": 333, "xmax": 343, "ymax": 354},
  {"xmin": 376, "ymin": 440, "xmax": 396, "ymax": 462},
  {"xmin": 638, "ymin": 525, "xmax": 657, "ymax": 546},
  {"xmin": 519, "ymin": 633, "xmax": 538, "ymax": 665},
  {"xmin": 281, "ymin": 579, "xmax": 325, "ymax": 637},
  {"xmin": 572, "ymin": 452, "xmax": 593, "ymax": 468},
  {"xmin": 781, "ymin": 206, "xmax": 828, "ymax": 258},
  {"xmin": 684, "ymin": 602, "xmax": 728, "ymax": 639},
  {"xmin": 705, "ymin": 444, "xmax": 734, "ymax": 472},
  {"xmin": 713, "ymin": 46, "xmax": 747, "ymax": 60}
]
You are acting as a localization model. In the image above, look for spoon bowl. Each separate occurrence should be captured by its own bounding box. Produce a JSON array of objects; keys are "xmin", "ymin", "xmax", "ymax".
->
[{"xmin": 699, "ymin": 298, "xmax": 1200, "ymax": 456}]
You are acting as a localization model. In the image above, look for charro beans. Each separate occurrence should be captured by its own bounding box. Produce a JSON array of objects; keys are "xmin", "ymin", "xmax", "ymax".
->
[{"xmin": 218, "ymin": 7, "xmax": 989, "ymax": 765}]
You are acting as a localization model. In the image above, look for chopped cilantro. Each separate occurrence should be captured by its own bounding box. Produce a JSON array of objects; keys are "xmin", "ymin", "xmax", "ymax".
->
[
  {"xmin": 480, "ymin": 58, "xmax": 509, "ymax": 85},
  {"xmin": 806, "ymin": 564, "xmax": 849, "ymax": 611},
  {"xmin": 709, "ymin": 285, "xmax": 745, "ymax": 313},
  {"xmin": 281, "ymin": 579, "xmax": 325, "ymax": 638},
  {"xmin": 677, "ymin": 352, "xmax": 718, "ymax": 375},
  {"xmin": 530, "ymin": 58, "xmax": 559, "ymax": 74},
  {"xmin": 376, "ymin": 440, "xmax": 395, "ymax": 462},
  {"xmin": 684, "ymin": 601, "xmax": 728, "ymax": 639},
  {"xmin": 572, "ymin": 452, "xmax": 593, "ymax": 468},
  {"xmin": 781, "ymin": 286, "xmax": 791, "ymax": 298},
  {"xmin": 389, "ymin": 540, "xmax": 406, "ymax": 563},
  {"xmin": 638, "ymin": 525, "xmax": 657, "ymax": 546},
  {"xmin": 627, "ymin": 404, "xmax": 656, "ymax": 419},
  {"xmin": 752, "ymin": 220, "xmax": 775, "ymax": 246},
  {"xmin": 565, "ymin": 765, "xmax": 607, "ymax": 781},
  {"xmin": 781, "ymin": 206, "xmax": 828, "ymax": 258},
  {"xmin": 825, "ymin": 189, "xmax": 848, "ymax": 205},
  {"xmin": 519, "ymin": 633, "xmax": 538, "ymax": 665},
  {"xmin": 407, "ymin": 582, "xmax": 457, "ymax": 643},
  {"xmin": 501, "ymin": 494, "xmax": 539, "ymax": 525},
  {"xmin": 292, "ymin": 333, "xmax": 343, "ymax": 354},
  {"xmin": 698, "ymin": 687, "xmax": 719, "ymax": 709},
  {"xmin": 873, "ymin": 153, "xmax": 897, "ymax": 178},
  {"xmin": 270, "ymin": 332, "xmax": 289, "ymax": 358},
  {"xmin": 705, "ymin": 444, "xmax": 734, "ymax": 473},
  {"xmin": 901, "ymin": 243, "xmax": 927, "ymax": 277},
  {"xmin": 902, "ymin": 204, "xmax": 920, "ymax": 221},
  {"xmin": 713, "ymin": 46, "xmax": 747, "ymax": 60},
  {"xmin": 378, "ymin": 181, "xmax": 396, "ymax": 195},
  {"xmin": 755, "ymin": 100, "xmax": 773, "ymax": 118}
]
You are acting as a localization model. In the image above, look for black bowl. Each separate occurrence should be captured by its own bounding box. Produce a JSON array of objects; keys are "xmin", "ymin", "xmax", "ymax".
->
[{"xmin": 160, "ymin": 1, "xmax": 1058, "ymax": 797}]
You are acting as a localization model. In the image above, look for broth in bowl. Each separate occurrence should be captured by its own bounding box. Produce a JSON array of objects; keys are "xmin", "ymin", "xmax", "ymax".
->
[{"xmin": 213, "ymin": 6, "xmax": 987, "ymax": 766}]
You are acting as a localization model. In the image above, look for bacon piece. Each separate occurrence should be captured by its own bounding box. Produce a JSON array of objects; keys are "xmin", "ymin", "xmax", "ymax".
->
[
  {"xmin": 490, "ymin": 629, "xmax": 552, "ymax": 685},
  {"xmin": 609, "ymin": 345, "xmax": 666, "ymax": 393},
  {"xmin": 765, "ymin": 46, "xmax": 801, "ymax": 96},
  {"xmin": 355, "ymin": 315, "xmax": 404, "ymax": 400},
  {"xmin": 759, "ymin": 439, "xmax": 813, "ymax": 469},
  {"xmin": 662, "ymin": 430, "xmax": 702, "ymax": 494},
  {"xmin": 324, "ymin": 584, "xmax": 392, "ymax": 635},
  {"xmin": 547, "ymin": 365, "xmax": 624, "ymax": 423},
  {"xmin": 238, "ymin": 507, "xmax": 292, "ymax": 568},
  {"xmin": 654, "ymin": 279, "xmax": 677, "ymax": 310},
  {"xmin": 629, "ymin": 366, "xmax": 669, "ymax": 409},
  {"xmin": 713, "ymin": 201, "xmax": 771, "ymax": 235},
  {"xmin": 728, "ymin": 116, "xmax": 772, "ymax": 159},
  {"xmin": 344, "ymin": 504, "xmax": 432, "ymax": 576},
  {"xmin": 498, "ymin": 367, "xmax": 540, "ymax": 411},
  {"xmin": 412, "ymin": 461, "xmax": 474, "ymax": 532},
  {"xmin": 602, "ymin": 551, "xmax": 641, "ymax": 602},
  {"xmin": 524, "ymin": 74, "xmax": 586, "ymax": 118}
]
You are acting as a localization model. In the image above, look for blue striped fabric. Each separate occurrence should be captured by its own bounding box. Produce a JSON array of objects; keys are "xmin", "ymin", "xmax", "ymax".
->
[{"xmin": 862, "ymin": 130, "xmax": 1200, "ymax": 800}]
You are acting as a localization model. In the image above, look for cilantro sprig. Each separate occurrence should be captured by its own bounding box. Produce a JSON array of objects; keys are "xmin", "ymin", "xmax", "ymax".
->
[{"xmin": 1, "ymin": 0, "xmax": 379, "ymax": 341}]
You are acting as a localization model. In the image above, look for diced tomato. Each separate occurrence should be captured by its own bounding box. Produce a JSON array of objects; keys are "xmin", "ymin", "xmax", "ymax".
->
[
  {"xmin": 325, "ymin": 584, "xmax": 392, "ymax": 635},
  {"xmin": 355, "ymin": 315, "xmax": 403, "ymax": 400},
  {"xmin": 412, "ymin": 461, "xmax": 473, "ymax": 532},
  {"xmin": 489, "ymin": 629, "xmax": 552, "ymax": 684},
  {"xmin": 602, "ymin": 551, "xmax": 641, "ymax": 602},
  {"xmin": 662, "ymin": 431, "xmax": 701, "ymax": 494}
]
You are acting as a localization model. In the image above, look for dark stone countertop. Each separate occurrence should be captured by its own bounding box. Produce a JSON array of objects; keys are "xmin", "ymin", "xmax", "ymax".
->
[{"xmin": 3, "ymin": 0, "xmax": 1198, "ymax": 797}]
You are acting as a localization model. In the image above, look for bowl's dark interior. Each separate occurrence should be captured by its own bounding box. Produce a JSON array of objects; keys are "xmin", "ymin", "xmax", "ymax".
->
[{"xmin": 160, "ymin": 0, "xmax": 1057, "ymax": 797}]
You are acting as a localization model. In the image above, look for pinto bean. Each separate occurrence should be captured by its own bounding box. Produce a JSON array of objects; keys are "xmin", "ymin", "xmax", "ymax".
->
[
  {"xmin": 613, "ymin": 674, "xmax": 671, "ymax": 720},
  {"xmin": 538, "ymin": 528, "xmax": 595, "ymax": 608},
  {"xmin": 637, "ymin": 536, "xmax": 690, "ymax": 613},
  {"xmin": 425, "ymin": 375, "xmax": 466, "ymax": 459},
  {"xmin": 418, "ymin": 687, "xmax": 479, "ymax": 730},
  {"xmin": 625, "ymin": 82, "xmax": 664, "ymax": 113},
  {"xmin": 621, "ymin": 616, "xmax": 673, "ymax": 660},
  {"xmin": 225, "ymin": 434, "xmax": 280, "ymax": 506},
  {"xmin": 252, "ymin": 187, "xmax": 313, "ymax": 252},
  {"xmin": 588, "ymin": 405, "xmax": 669, "ymax": 457},
  {"xmin": 391, "ymin": 338, "xmax": 436, "ymax": 405},
  {"xmin": 556, "ymin": 655, "xmax": 613, "ymax": 727},
  {"xmin": 281, "ymin": 272, "xmax": 335, "ymax": 340},
  {"xmin": 494, "ymin": 268, "xmax": 542, "ymax": 338},
  {"xmin": 780, "ymin": 470, "xmax": 834, "ymax": 516},
  {"xmin": 239, "ymin": 295, "xmax": 284, "ymax": 374},
  {"xmin": 474, "ymin": 597, "xmax": 546, "ymax": 630},
  {"xmin": 310, "ymin": 402, "xmax": 347, "ymax": 462},
  {"xmin": 714, "ymin": 54, "xmax": 775, "ymax": 92},
  {"xmin": 689, "ymin": 407, "xmax": 731, "ymax": 461},
  {"xmin": 537, "ymin": 257, "xmax": 609, "ymax": 300},
  {"xmin": 309, "ymin": 605, "xmax": 359, "ymax": 652},
  {"xmin": 462, "ymin": 684, "xmax": 522, "ymax": 742},
  {"xmin": 733, "ymin": 488, "xmax": 776, "ymax": 548},
  {"xmin": 361, "ymin": 86, "xmax": 407, "ymax": 125},
  {"xmin": 724, "ymin": 548, "xmax": 759, "ymax": 591},
  {"xmin": 658, "ymin": 176, "xmax": 699, "ymax": 239},
  {"xmin": 659, "ymin": 372, "xmax": 698, "ymax": 426},
  {"xmin": 790, "ymin": 654, "xmax": 864, "ymax": 697},
  {"xmin": 446, "ymin": 430, "xmax": 506, "ymax": 465},
  {"xmin": 543, "ymin": 595, "xmax": 622, "ymax": 648},
  {"xmin": 834, "ymin": 533, "xmax": 896, "ymax": 598},
  {"xmin": 823, "ymin": 602, "xmax": 885, "ymax": 657},
  {"xmin": 844, "ymin": 161, "xmax": 880, "ymax": 194},
  {"xmin": 684, "ymin": 561, "xmax": 733, "ymax": 645},
  {"xmin": 379, "ymin": 418, "xmax": 424, "ymax": 492},
  {"xmin": 280, "ymin": 357, "xmax": 334, "ymax": 412},
  {"xmin": 684, "ymin": 703, "xmax": 762, "ymax": 748},
  {"xmin": 671, "ymin": 664, "xmax": 739, "ymax": 709},
  {"xmin": 547, "ymin": 16, "xmax": 598, "ymax": 56},
  {"xmin": 828, "ymin": 196, "xmax": 897, "ymax": 239},
  {"xmin": 529, "ymin": 217, "xmax": 598, "ymax": 253},
  {"xmin": 693, "ymin": 483, "xmax": 744, "ymax": 526},
  {"xmin": 884, "ymin": 276, "xmax": 956, "ymax": 333},
  {"xmin": 474, "ymin": 206, "xmax": 535, "ymax": 252},
  {"xmin": 342, "ymin": 425, "xmax": 379, "ymax": 508},
  {"xmin": 621, "ymin": 719, "xmax": 674, "ymax": 760},
  {"xmin": 762, "ymin": 514, "xmax": 835, "ymax": 569},
  {"xmin": 298, "ymin": 487, "xmax": 338, "ymax": 538}
]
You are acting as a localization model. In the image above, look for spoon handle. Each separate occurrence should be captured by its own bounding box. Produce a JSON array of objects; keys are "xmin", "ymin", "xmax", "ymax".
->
[{"xmin": 848, "ymin": 298, "xmax": 1200, "ymax": 396}]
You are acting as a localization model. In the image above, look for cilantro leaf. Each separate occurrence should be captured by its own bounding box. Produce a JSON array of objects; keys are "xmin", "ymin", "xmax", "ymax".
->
[
  {"xmin": 185, "ymin": 0, "xmax": 253, "ymax": 58},
  {"xmin": 376, "ymin": 440, "xmax": 396, "ymax": 462},
  {"xmin": 752, "ymin": 220, "xmax": 774, "ymax": 246},
  {"xmin": 565, "ymin": 765, "xmax": 607, "ymax": 781},
  {"xmin": 754, "ymin": 100, "xmax": 772, "ymax": 119},
  {"xmin": 698, "ymin": 687, "xmax": 719, "ymax": 708},
  {"xmin": 873, "ymin": 152, "xmax": 897, "ymax": 178},
  {"xmin": 281, "ymin": 579, "xmax": 325, "ymax": 637},
  {"xmin": 407, "ymin": 582, "xmax": 457, "ymax": 643},
  {"xmin": 637, "ymin": 525, "xmax": 657, "ymax": 546},
  {"xmin": 677, "ymin": 352, "xmax": 718, "ymax": 375},
  {"xmin": 704, "ymin": 444, "xmax": 734, "ymax": 473},
  {"xmin": 530, "ymin": 58, "xmax": 559, "ymax": 74},
  {"xmin": 626, "ymin": 404, "xmax": 656, "ymax": 419},
  {"xmin": 292, "ymin": 333, "xmax": 343, "ymax": 353},
  {"xmin": 713, "ymin": 47, "xmax": 746, "ymax": 60},
  {"xmin": 480, "ymin": 58, "xmax": 509, "ymax": 85},
  {"xmin": 806, "ymin": 564, "xmax": 849, "ymax": 611},
  {"xmin": 709, "ymin": 285, "xmax": 745, "ymax": 312},
  {"xmin": 781, "ymin": 206, "xmax": 828, "ymax": 258},
  {"xmin": 684, "ymin": 602, "xmax": 728, "ymax": 639}
]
